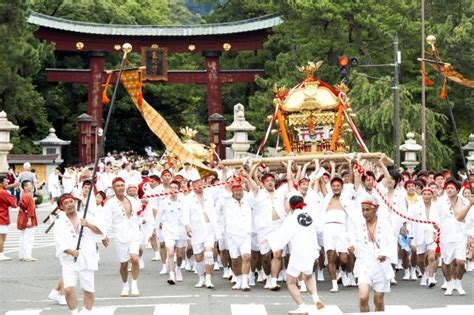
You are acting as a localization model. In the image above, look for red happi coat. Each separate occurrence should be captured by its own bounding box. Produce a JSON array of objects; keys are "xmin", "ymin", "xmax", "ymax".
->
[
  {"xmin": 0, "ymin": 188, "xmax": 17, "ymax": 226},
  {"xmin": 17, "ymin": 192, "xmax": 38, "ymax": 230}
]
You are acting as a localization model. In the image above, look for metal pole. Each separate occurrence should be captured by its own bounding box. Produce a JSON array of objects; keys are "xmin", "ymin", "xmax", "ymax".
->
[
  {"xmin": 74, "ymin": 44, "xmax": 132, "ymax": 260},
  {"xmin": 421, "ymin": 0, "xmax": 427, "ymax": 170},
  {"xmin": 393, "ymin": 35, "xmax": 401, "ymax": 168}
]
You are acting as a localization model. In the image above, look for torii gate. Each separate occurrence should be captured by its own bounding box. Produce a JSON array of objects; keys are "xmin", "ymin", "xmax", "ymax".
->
[{"xmin": 28, "ymin": 12, "xmax": 282, "ymax": 164}]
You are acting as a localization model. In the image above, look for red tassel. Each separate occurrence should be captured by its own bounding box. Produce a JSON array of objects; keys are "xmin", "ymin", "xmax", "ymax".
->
[{"xmin": 137, "ymin": 92, "xmax": 143, "ymax": 106}]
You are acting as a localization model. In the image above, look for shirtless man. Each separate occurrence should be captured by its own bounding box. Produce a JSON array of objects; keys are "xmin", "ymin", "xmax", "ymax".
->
[
  {"xmin": 438, "ymin": 178, "xmax": 473, "ymax": 295},
  {"xmin": 104, "ymin": 177, "xmax": 142, "ymax": 296},
  {"xmin": 320, "ymin": 176, "xmax": 356, "ymax": 292}
]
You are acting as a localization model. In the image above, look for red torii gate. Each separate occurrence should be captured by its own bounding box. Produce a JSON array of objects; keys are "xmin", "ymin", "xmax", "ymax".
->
[{"xmin": 28, "ymin": 12, "xmax": 282, "ymax": 164}]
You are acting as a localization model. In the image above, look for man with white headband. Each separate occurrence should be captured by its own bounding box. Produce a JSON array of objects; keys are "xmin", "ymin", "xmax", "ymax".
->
[
  {"xmin": 349, "ymin": 194, "xmax": 396, "ymax": 313},
  {"xmin": 54, "ymin": 193, "xmax": 106, "ymax": 315}
]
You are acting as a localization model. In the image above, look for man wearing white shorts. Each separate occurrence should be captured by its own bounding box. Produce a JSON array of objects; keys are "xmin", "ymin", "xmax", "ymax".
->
[
  {"xmin": 54, "ymin": 193, "xmax": 106, "ymax": 315},
  {"xmin": 349, "ymin": 195, "xmax": 396, "ymax": 313},
  {"xmin": 320, "ymin": 177, "xmax": 356, "ymax": 292},
  {"xmin": 216, "ymin": 172, "xmax": 257, "ymax": 291},
  {"xmin": 438, "ymin": 178, "xmax": 473, "ymax": 295},
  {"xmin": 104, "ymin": 177, "xmax": 142, "ymax": 296},
  {"xmin": 252, "ymin": 171, "xmax": 288, "ymax": 291},
  {"xmin": 410, "ymin": 187, "xmax": 439, "ymax": 287},
  {"xmin": 266, "ymin": 195, "xmax": 324, "ymax": 314},
  {"xmin": 183, "ymin": 178, "xmax": 220, "ymax": 288},
  {"xmin": 155, "ymin": 180, "xmax": 187, "ymax": 285}
]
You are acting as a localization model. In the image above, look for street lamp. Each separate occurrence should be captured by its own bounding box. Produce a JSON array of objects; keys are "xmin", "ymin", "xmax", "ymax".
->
[
  {"xmin": 462, "ymin": 133, "xmax": 474, "ymax": 172},
  {"xmin": 400, "ymin": 132, "xmax": 422, "ymax": 175}
]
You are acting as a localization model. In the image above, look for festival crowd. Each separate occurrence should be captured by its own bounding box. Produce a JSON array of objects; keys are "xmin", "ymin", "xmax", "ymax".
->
[{"xmin": 0, "ymin": 150, "xmax": 473, "ymax": 314}]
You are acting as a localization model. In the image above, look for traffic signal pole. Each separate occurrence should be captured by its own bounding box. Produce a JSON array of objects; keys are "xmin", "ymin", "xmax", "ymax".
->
[{"xmin": 393, "ymin": 35, "xmax": 401, "ymax": 169}]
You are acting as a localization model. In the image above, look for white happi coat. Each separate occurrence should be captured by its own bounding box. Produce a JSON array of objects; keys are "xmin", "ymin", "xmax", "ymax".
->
[
  {"xmin": 253, "ymin": 188, "xmax": 287, "ymax": 238},
  {"xmin": 321, "ymin": 190, "xmax": 358, "ymax": 229},
  {"xmin": 104, "ymin": 196, "xmax": 142, "ymax": 244},
  {"xmin": 54, "ymin": 212, "xmax": 106, "ymax": 271},
  {"xmin": 351, "ymin": 218, "xmax": 396, "ymax": 281},
  {"xmin": 438, "ymin": 196, "xmax": 469, "ymax": 244},
  {"xmin": 409, "ymin": 200, "xmax": 440, "ymax": 247},
  {"xmin": 182, "ymin": 192, "xmax": 221, "ymax": 244},
  {"xmin": 287, "ymin": 188, "xmax": 324, "ymax": 236},
  {"xmin": 155, "ymin": 196, "xmax": 187, "ymax": 241},
  {"xmin": 215, "ymin": 191, "xmax": 254, "ymax": 242},
  {"xmin": 267, "ymin": 208, "xmax": 320, "ymax": 271}
]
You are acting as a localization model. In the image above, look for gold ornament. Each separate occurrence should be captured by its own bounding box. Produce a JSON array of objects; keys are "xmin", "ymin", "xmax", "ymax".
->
[{"xmin": 75, "ymin": 42, "xmax": 84, "ymax": 50}]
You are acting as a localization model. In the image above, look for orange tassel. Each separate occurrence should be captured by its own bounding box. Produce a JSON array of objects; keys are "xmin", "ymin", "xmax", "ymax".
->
[
  {"xmin": 101, "ymin": 72, "xmax": 113, "ymax": 104},
  {"xmin": 440, "ymin": 76, "xmax": 447, "ymax": 100},
  {"xmin": 101, "ymin": 89, "xmax": 110, "ymax": 104},
  {"xmin": 420, "ymin": 69, "xmax": 434, "ymax": 86}
]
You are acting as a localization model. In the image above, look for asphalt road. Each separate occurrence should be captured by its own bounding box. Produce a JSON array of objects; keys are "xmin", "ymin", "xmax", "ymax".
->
[{"xmin": 1, "ymin": 205, "xmax": 473, "ymax": 314}]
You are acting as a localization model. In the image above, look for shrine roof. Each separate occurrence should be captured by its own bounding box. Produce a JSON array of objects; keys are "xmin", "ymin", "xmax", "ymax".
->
[{"xmin": 28, "ymin": 12, "xmax": 283, "ymax": 36}]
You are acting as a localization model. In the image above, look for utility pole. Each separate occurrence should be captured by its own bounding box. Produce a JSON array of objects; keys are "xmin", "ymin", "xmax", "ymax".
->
[
  {"xmin": 393, "ymin": 34, "xmax": 401, "ymax": 168},
  {"xmin": 421, "ymin": 0, "xmax": 427, "ymax": 170}
]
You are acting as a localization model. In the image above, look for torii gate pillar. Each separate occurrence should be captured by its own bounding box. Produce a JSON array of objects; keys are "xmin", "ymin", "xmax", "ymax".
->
[{"xmin": 203, "ymin": 50, "xmax": 225, "ymax": 158}]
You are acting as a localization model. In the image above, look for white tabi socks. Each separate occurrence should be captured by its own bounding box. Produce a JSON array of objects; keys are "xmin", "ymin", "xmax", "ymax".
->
[
  {"xmin": 131, "ymin": 279, "xmax": 139, "ymax": 296},
  {"xmin": 232, "ymin": 275, "xmax": 242, "ymax": 290},
  {"xmin": 121, "ymin": 281, "xmax": 129, "ymax": 297},
  {"xmin": 330, "ymin": 279, "xmax": 338, "ymax": 292}
]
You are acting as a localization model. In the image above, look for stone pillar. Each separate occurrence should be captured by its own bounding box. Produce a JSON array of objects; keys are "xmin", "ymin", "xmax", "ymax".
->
[
  {"xmin": 203, "ymin": 50, "xmax": 225, "ymax": 158},
  {"xmin": 78, "ymin": 113, "xmax": 92, "ymax": 165},
  {"xmin": 0, "ymin": 111, "xmax": 19, "ymax": 174}
]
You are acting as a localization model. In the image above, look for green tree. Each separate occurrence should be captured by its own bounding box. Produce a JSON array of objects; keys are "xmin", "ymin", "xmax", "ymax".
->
[{"xmin": 0, "ymin": 0, "xmax": 51, "ymax": 153}]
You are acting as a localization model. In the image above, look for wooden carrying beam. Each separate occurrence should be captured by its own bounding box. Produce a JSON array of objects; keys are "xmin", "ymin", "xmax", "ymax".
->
[{"xmin": 221, "ymin": 152, "xmax": 394, "ymax": 168}]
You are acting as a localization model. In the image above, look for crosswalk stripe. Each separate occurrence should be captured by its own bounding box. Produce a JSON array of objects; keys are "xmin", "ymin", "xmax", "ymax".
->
[
  {"xmin": 94, "ymin": 306, "xmax": 117, "ymax": 315},
  {"xmin": 5, "ymin": 310, "xmax": 44, "ymax": 315},
  {"xmin": 231, "ymin": 304, "xmax": 267, "ymax": 315},
  {"xmin": 152, "ymin": 304, "xmax": 190, "ymax": 315},
  {"xmin": 385, "ymin": 305, "xmax": 412, "ymax": 312},
  {"xmin": 4, "ymin": 304, "xmax": 474, "ymax": 314}
]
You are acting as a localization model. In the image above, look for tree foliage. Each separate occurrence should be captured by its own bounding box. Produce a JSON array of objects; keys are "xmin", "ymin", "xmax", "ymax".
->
[{"xmin": 1, "ymin": 0, "xmax": 473, "ymax": 171}]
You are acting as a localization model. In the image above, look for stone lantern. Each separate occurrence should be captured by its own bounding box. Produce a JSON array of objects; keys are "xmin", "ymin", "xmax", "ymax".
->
[
  {"xmin": 222, "ymin": 103, "xmax": 255, "ymax": 159},
  {"xmin": 399, "ymin": 132, "xmax": 422, "ymax": 174},
  {"xmin": 0, "ymin": 111, "xmax": 19, "ymax": 174},
  {"xmin": 462, "ymin": 133, "xmax": 474, "ymax": 172},
  {"xmin": 33, "ymin": 128, "xmax": 71, "ymax": 164}
]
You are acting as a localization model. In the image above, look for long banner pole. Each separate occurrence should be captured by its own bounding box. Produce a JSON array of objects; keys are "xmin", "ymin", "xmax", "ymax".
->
[{"xmin": 74, "ymin": 44, "xmax": 133, "ymax": 261}]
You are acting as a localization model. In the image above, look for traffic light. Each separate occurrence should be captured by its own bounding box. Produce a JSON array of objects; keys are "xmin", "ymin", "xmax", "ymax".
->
[{"xmin": 338, "ymin": 56, "xmax": 358, "ymax": 84}]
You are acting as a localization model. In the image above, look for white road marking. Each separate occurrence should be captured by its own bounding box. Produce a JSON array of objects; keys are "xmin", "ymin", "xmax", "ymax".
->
[{"xmin": 231, "ymin": 304, "xmax": 268, "ymax": 315}]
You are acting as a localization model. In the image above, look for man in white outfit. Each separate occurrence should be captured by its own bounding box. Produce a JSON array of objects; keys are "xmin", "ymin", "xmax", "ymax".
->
[
  {"xmin": 349, "ymin": 195, "xmax": 396, "ymax": 313},
  {"xmin": 54, "ymin": 193, "xmax": 106, "ymax": 315},
  {"xmin": 216, "ymin": 172, "xmax": 257, "ymax": 291},
  {"xmin": 265, "ymin": 195, "xmax": 325, "ymax": 314},
  {"xmin": 438, "ymin": 178, "xmax": 473, "ymax": 295},
  {"xmin": 103, "ymin": 177, "xmax": 143, "ymax": 297},
  {"xmin": 183, "ymin": 178, "xmax": 220, "ymax": 289}
]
